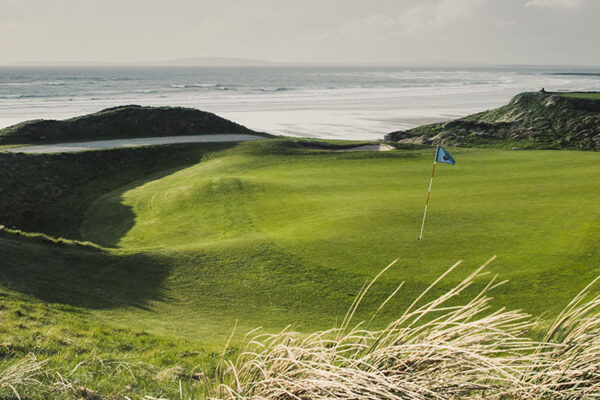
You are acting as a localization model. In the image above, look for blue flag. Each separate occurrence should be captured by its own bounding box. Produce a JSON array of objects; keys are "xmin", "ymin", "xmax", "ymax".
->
[{"xmin": 435, "ymin": 146, "xmax": 455, "ymax": 165}]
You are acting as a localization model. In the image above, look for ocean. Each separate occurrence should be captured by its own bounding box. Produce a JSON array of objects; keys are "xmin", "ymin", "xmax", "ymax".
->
[{"xmin": 0, "ymin": 65, "xmax": 598, "ymax": 140}]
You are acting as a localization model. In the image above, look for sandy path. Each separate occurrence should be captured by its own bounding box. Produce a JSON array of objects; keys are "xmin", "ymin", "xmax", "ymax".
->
[
  {"xmin": 3, "ymin": 134, "xmax": 265, "ymax": 154},
  {"xmin": 303, "ymin": 143, "xmax": 395, "ymax": 152},
  {"xmin": 334, "ymin": 144, "xmax": 395, "ymax": 152}
]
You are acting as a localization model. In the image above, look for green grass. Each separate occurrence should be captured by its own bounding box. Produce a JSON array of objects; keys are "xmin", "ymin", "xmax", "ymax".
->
[
  {"xmin": 0, "ymin": 287, "xmax": 223, "ymax": 399},
  {"xmin": 0, "ymin": 144, "xmax": 22, "ymax": 150},
  {"xmin": 0, "ymin": 143, "xmax": 236, "ymax": 238},
  {"xmin": 2, "ymin": 138, "xmax": 600, "ymax": 397},
  {"xmin": 559, "ymin": 92, "xmax": 600, "ymax": 100},
  {"xmin": 75, "ymin": 140, "xmax": 600, "ymax": 338},
  {"xmin": 397, "ymin": 91, "xmax": 600, "ymax": 150}
]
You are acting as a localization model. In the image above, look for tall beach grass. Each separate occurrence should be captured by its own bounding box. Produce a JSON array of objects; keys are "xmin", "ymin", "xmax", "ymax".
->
[
  {"xmin": 207, "ymin": 257, "xmax": 600, "ymax": 400},
  {"xmin": 0, "ymin": 354, "xmax": 45, "ymax": 399}
]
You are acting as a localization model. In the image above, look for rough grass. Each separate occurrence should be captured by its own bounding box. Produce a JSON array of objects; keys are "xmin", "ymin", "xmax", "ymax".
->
[
  {"xmin": 0, "ymin": 105, "xmax": 267, "ymax": 146},
  {"xmin": 0, "ymin": 354, "xmax": 45, "ymax": 399},
  {"xmin": 393, "ymin": 91, "xmax": 600, "ymax": 150},
  {"xmin": 0, "ymin": 288, "xmax": 222, "ymax": 399},
  {"xmin": 208, "ymin": 258, "xmax": 600, "ymax": 400},
  {"xmin": 5, "ymin": 257, "xmax": 600, "ymax": 399}
]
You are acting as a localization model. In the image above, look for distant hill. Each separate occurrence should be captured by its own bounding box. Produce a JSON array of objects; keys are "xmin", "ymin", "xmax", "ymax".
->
[
  {"xmin": 5, "ymin": 56, "xmax": 273, "ymax": 66},
  {"xmin": 385, "ymin": 91, "xmax": 600, "ymax": 150},
  {"xmin": 154, "ymin": 56, "xmax": 272, "ymax": 66},
  {"xmin": 0, "ymin": 105, "xmax": 268, "ymax": 145}
]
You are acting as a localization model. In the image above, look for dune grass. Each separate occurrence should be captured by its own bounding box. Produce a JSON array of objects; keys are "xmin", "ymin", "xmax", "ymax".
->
[
  {"xmin": 207, "ymin": 257, "xmax": 600, "ymax": 400},
  {"xmin": 0, "ymin": 354, "xmax": 45, "ymax": 399}
]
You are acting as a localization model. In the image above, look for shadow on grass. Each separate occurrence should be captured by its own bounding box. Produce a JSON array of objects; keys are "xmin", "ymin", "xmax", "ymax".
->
[
  {"xmin": 79, "ymin": 170, "xmax": 174, "ymax": 248},
  {"xmin": 0, "ymin": 142, "xmax": 238, "ymax": 242},
  {"xmin": 0, "ymin": 232, "xmax": 172, "ymax": 309},
  {"xmin": 0, "ymin": 142, "xmax": 264, "ymax": 308}
]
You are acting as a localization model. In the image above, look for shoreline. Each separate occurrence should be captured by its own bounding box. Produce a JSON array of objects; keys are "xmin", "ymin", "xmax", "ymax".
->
[{"xmin": 2, "ymin": 66, "xmax": 598, "ymax": 140}]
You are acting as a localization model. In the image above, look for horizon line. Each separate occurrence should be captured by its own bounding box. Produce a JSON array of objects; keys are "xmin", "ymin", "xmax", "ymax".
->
[{"xmin": 2, "ymin": 59, "xmax": 600, "ymax": 69}]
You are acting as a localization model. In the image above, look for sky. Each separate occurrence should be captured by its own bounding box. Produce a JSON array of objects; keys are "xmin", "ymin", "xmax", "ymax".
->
[{"xmin": 0, "ymin": 0, "xmax": 598, "ymax": 66}]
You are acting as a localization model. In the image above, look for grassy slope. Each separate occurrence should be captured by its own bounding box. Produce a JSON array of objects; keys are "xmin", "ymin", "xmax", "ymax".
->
[
  {"xmin": 559, "ymin": 92, "xmax": 600, "ymax": 100},
  {"xmin": 0, "ymin": 288, "xmax": 221, "ymax": 399},
  {"xmin": 78, "ymin": 140, "xmax": 600, "ymax": 339},
  {"xmin": 0, "ymin": 143, "xmax": 236, "ymax": 239},
  {"xmin": 391, "ymin": 91, "xmax": 600, "ymax": 150},
  {"xmin": 0, "ymin": 230, "xmax": 225, "ymax": 399},
  {"xmin": 0, "ymin": 228, "xmax": 167, "ymax": 309}
]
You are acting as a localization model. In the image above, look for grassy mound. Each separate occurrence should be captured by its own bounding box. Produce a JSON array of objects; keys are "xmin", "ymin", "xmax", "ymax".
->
[
  {"xmin": 0, "ymin": 105, "xmax": 268, "ymax": 145},
  {"xmin": 0, "ymin": 142, "xmax": 236, "ymax": 238},
  {"xmin": 385, "ymin": 91, "xmax": 600, "ymax": 150}
]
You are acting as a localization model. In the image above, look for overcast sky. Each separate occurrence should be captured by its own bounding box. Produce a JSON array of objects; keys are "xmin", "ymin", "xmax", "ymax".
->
[{"xmin": 0, "ymin": 0, "xmax": 598, "ymax": 66}]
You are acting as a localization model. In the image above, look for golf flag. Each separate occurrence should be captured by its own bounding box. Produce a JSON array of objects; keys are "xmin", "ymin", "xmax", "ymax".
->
[
  {"xmin": 418, "ymin": 145, "xmax": 455, "ymax": 240},
  {"xmin": 435, "ymin": 146, "xmax": 455, "ymax": 165}
]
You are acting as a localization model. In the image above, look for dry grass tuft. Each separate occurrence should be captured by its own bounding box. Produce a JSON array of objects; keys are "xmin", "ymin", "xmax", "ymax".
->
[
  {"xmin": 206, "ymin": 257, "xmax": 600, "ymax": 400},
  {"xmin": 516, "ymin": 276, "xmax": 600, "ymax": 399},
  {"xmin": 0, "ymin": 353, "xmax": 46, "ymax": 399}
]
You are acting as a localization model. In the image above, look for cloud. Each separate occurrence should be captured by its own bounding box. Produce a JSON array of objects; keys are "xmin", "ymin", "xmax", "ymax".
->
[
  {"xmin": 524, "ymin": 0, "xmax": 581, "ymax": 9},
  {"xmin": 396, "ymin": 0, "xmax": 483, "ymax": 33},
  {"xmin": 0, "ymin": 20, "xmax": 22, "ymax": 33},
  {"xmin": 327, "ymin": 0, "xmax": 485, "ymax": 38}
]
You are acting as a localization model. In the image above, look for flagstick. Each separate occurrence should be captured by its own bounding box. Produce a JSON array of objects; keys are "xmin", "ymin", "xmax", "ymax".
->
[{"xmin": 418, "ymin": 152, "xmax": 438, "ymax": 241}]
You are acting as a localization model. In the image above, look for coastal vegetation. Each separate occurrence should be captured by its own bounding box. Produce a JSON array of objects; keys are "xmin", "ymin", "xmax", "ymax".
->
[
  {"xmin": 1, "ymin": 96, "xmax": 599, "ymax": 398},
  {"xmin": 0, "ymin": 106, "xmax": 267, "ymax": 146},
  {"xmin": 385, "ymin": 91, "xmax": 600, "ymax": 150}
]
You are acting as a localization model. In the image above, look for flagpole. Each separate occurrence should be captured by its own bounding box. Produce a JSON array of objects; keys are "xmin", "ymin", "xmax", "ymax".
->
[{"xmin": 418, "ymin": 148, "xmax": 438, "ymax": 241}]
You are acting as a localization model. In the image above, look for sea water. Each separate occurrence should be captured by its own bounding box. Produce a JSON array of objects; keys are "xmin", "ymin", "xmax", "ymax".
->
[{"xmin": 0, "ymin": 65, "xmax": 598, "ymax": 140}]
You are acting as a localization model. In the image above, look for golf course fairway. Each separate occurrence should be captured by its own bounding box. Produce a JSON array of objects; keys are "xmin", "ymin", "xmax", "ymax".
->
[{"xmin": 71, "ymin": 140, "xmax": 600, "ymax": 339}]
